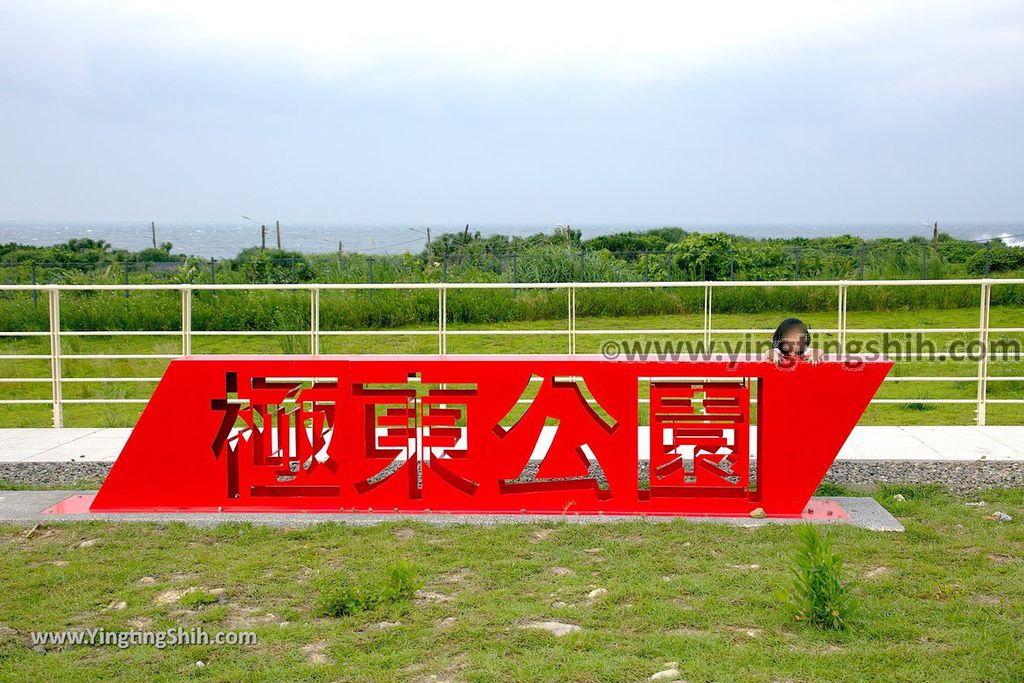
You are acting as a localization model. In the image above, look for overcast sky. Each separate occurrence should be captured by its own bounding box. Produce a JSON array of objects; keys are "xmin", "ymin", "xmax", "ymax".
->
[{"xmin": 1, "ymin": 1, "xmax": 1022, "ymax": 224}]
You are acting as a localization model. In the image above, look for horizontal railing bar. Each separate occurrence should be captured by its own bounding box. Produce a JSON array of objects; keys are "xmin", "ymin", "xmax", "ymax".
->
[
  {"xmin": 4, "ymin": 325, "xmax": 1015, "ymax": 336},
  {"xmin": 863, "ymin": 353, "xmax": 1022, "ymax": 359},
  {"xmin": 869, "ymin": 398, "xmax": 977, "ymax": 404},
  {"xmin": 572, "ymin": 328, "xmax": 1016, "ymax": 336},
  {"xmin": 61, "ymin": 377, "xmax": 162, "ymax": 383},
  {"xmin": 576, "ymin": 329, "xmax": 721, "ymax": 335},
  {"xmin": 845, "ymin": 328, "xmax": 983, "ymax": 334},
  {"xmin": 10, "ymin": 325, "xmax": 1010, "ymax": 338},
  {"xmin": 58, "ymin": 330, "xmax": 181, "ymax": 336},
  {"xmin": 883, "ymin": 376, "xmax": 978, "ymax": 382},
  {"xmin": 61, "ymin": 399, "xmax": 149, "ymax": 404},
  {"xmin": 316, "ymin": 330, "xmax": 437, "ymax": 336},
  {"xmin": 61, "ymin": 354, "xmax": 179, "ymax": 360},
  {"xmin": 445, "ymin": 330, "xmax": 568, "ymax": 336},
  {"xmin": 0, "ymin": 278, "xmax": 1022, "ymax": 292},
  {"xmin": 190, "ymin": 330, "xmax": 310, "ymax": 336}
]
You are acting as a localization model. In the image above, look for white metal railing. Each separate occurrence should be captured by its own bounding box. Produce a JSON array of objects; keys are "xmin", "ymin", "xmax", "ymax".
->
[{"xmin": 0, "ymin": 278, "xmax": 1021, "ymax": 428}]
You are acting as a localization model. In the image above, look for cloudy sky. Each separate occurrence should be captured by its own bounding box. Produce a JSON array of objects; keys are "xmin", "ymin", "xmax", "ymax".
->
[{"xmin": 1, "ymin": 1, "xmax": 1022, "ymax": 224}]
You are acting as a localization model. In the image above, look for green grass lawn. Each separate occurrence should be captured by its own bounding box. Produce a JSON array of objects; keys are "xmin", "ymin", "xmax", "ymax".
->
[
  {"xmin": 0, "ymin": 484, "xmax": 1021, "ymax": 682},
  {"xmin": 0, "ymin": 306, "xmax": 1021, "ymax": 427}
]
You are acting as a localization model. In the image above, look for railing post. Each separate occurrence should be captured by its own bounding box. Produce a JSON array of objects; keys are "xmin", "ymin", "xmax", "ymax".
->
[
  {"xmin": 48, "ymin": 288, "xmax": 62, "ymax": 428},
  {"xmin": 310, "ymin": 287, "xmax": 320, "ymax": 355},
  {"xmin": 703, "ymin": 284, "xmax": 712, "ymax": 352},
  {"xmin": 977, "ymin": 282, "xmax": 991, "ymax": 425},
  {"xmin": 180, "ymin": 287, "xmax": 191, "ymax": 355},
  {"xmin": 838, "ymin": 284, "xmax": 848, "ymax": 355},
  {"xmin": 568, "ymin": 285, "xmax": 576, "ymax": 355},
  {"xmin": 441, "ymin": 286, "xmax": 448, "ymax": 355}
]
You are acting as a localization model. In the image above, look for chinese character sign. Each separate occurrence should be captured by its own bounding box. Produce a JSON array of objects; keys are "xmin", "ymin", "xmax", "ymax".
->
[{"xmin": 91, "ymin": 356, "xmax": 891, "ymax": 517}]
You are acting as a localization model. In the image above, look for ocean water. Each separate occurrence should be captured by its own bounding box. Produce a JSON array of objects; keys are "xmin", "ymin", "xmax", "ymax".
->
[{"xmin": 0, "ymin": 221, "xmax": 1021, "ymax": 258}]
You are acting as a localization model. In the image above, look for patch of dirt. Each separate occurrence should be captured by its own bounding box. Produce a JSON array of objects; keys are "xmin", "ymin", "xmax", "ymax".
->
[
  {"xmin": 155, "ymin": 587, "xmax": 199, "ymax": 605},
  {"xmin": 440, "ymin": 568, "xmax": 472, "ymax": 584},
  {"xmin": 970, "ymin": 593, "xmax": 1001, "ymax": 606},
  {"xmin": 415, "ymin": 590, "xmax": 454, "ymax": 604},
  {"xmin": 789, "ymin": 642, "xmax": 845, "ymax": 654},
  {"xmin": 394, "ymin": 527, "xmax": 415, "ymax": 541},
  {"xmin": 529, "ymin": 528, "xmax": 554, "ymax": 543},
  {"xmin": 727, "ymin": 626, "xmax": 762, "ymax": 639},
  {"xmin": 302, "ymin": 639, "xmax": 333, "ymax": 665},
  {"xmin": 864, "ymin": 566, "xmax": 891, "ymax": 578},
  {"xmin": 224, "ymin": 606, "xmax": 280, "ymax": 629},
  {"xmin": 370, "ymin": 621, "xmax": 401, "ymax": 630},
  {"xmin": 128, "ymin": 617, "xmax": 154, "ymax": 630},
  {"xmin": 550, "ymin": 566, "xmax": 574, "ymax": 576},
  {"xmin": 667, "ymin": 626, "xmax": 706, "ymax": 637},
  {"xmin": 20, "ymin": 525, "xmax": 55, "ymax": 541},
  {"xmin": 519, "ymin": 620, "xmax": 580, "ymax": 637}
]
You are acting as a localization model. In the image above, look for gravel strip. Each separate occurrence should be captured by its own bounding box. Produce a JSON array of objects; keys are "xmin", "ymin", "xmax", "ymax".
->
[
  {"xmin": 3, "ymin": 460, "xmax": 1023, "ymax": 493},
  {"xmin": 822, "ymin": 461, "xmax": 1024, "ymax": 493},
  {"xmin": 0, "ymin": 463, "xmax": 112, "ymax": 488}
]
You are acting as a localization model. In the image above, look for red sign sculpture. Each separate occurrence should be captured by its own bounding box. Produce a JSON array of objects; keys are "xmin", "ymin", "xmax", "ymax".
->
[{"xmin": 86, "ymin": 355, "xmax": 891, "ymax": 517}]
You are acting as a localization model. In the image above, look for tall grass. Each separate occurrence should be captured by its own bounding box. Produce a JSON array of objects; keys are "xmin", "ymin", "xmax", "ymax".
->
[{"xmin": 0, "ymin": 284, "xmax": 1020, "ymax": 333}]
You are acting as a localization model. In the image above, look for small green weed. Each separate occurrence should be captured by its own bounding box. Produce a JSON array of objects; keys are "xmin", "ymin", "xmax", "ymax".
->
[
  {"xmin": 785, "ymin": 524, "xmax": 857, "ymax": 631},
  {"xmin": 316, "ymin": 560, "xmax": 421, "ymax": 618}
]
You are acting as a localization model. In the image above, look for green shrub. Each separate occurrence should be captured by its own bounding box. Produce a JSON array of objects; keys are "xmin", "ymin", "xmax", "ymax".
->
[
  {"xmin": 786, "ymin": 525, "xmax": 857, "ymax": 631},
  {"xmin": 381, "ymin": 560, "xmax": 420, "ymax": 602},
  {"xmin": 315, "ymin": 560, "xmax": 421, "ymax": 618},
  {"xmin": 317, "ymin": 583, "xmax": 374, "ymax": 618}
]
